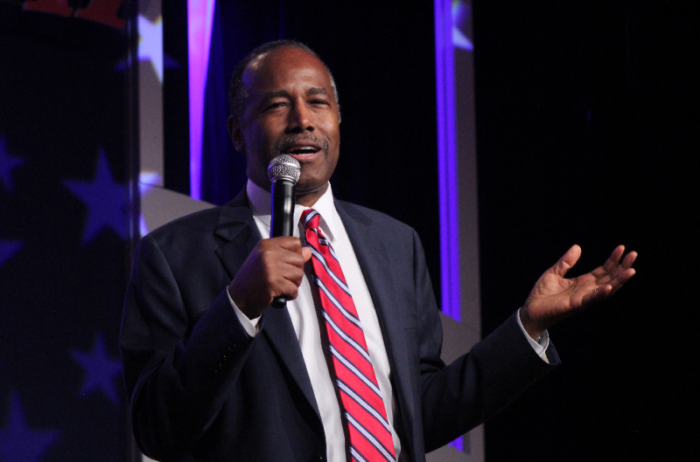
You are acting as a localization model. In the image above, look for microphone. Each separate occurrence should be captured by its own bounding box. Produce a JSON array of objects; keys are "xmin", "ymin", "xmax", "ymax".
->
[{"xmin": 268, "ymin": 154, "xmax": 301, "ymax": 308}]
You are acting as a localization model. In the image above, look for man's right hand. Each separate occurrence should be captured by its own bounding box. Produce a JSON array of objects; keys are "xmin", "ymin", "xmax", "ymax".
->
[{"xmin": 228, "ymin": 237, "xmax": 312, "ymax": 319}]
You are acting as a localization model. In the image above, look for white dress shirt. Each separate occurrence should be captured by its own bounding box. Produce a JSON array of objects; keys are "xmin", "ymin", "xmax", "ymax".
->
[
  {"xmin": 231, "ymin": 180, "xmax": 401, "ymax": 462},
  {"xmin": 227, "ymin": 180, "xmax": 550, "ymax": 461}
]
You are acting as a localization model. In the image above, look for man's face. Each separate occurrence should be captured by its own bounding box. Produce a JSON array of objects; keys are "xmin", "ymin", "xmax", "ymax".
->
[{"xmin": 228, "ymin": 46, "xmax": 341, "ymax": 206}]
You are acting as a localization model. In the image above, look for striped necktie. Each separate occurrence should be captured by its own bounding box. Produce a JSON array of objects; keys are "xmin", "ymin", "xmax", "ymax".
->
[{"xmin": 302, "ymin": 209, "xmax": 396, "ymax": 462}]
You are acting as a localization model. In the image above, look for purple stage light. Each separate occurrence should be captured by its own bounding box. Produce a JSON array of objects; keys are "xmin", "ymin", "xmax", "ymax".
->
[
  {"xmin": 434, "ymin": 0, "xmax": 461, "ymax": 323},
  {"xmin": 188, "ymin": 0, "xmax": 216, "ymax": 200}
]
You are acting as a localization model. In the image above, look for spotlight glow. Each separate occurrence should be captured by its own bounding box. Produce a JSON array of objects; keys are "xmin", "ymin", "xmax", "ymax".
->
[{"xmin": 188, "ymin": 0, "xmax": 217, "ymax": 200}]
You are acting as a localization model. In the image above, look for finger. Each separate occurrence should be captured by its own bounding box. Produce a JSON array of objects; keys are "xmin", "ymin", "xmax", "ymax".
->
[
  {"xmin": 275, "ymin": 277, "xmax": 301, "ymax": 300},
  {"xmin": 608, "ymin": 268, "xmax": 637, "ymax": 294},
  {"xmin": 275, "ymin": 261, "xmax": 306, "ymax": 288},
  {"xmin": 621, "ymin": 250, "xmax": 638, "ymax": 269},
  {"xmin": 552, "ymin": 244, "xmax": 582, "ymax": 277},
  {"xmin": 301, "ymin": 246, "xmax": 312, "ymax": 262},
  {"xmin": 278, "ymin": 249, "xmax": 308, "ymax": 269},
  {"xmin": 603, "ymin": 245, "xmax": 625, "ymax": 273},
  {"xmin": 273, "ymin": 236, "xmax": 304, "ymax": 251},
  {"xmin": 283, "ymin": 265, "xmax": 306, "ymax": 287}
]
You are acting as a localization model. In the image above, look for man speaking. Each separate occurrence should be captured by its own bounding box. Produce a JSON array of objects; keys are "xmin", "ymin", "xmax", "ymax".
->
[{"xmin": 120, "ymin": 40, "xmax": 637, "ymax": 462}]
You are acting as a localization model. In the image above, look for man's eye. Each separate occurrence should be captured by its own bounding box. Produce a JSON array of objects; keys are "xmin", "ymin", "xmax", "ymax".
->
[
  {"xmin": 264, "ymin": 102, "xmax": 287, "ymax": 111},
  {"xmin": 310, "ymin": 99, "xmax": 330, "ymax": 106}
]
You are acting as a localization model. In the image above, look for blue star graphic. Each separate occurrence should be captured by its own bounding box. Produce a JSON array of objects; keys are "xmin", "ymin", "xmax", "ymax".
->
[
  {"xmin": 0, "ymin": 240, "xmax": 23, "ymax": 268},
  {"xmin": 0, "ymin": 135, "xmax": 25, "ymax": 192},
  {"xmin": 63, "ymin": 149, "xmax": 127, "ymax": 243},
  {"xmin": 70, "ymin": 332, "xmax": 122, "ymax": 405},
  {"xmin": 0, "ymin": 392, "xmax": 61, "ymax": 462}
]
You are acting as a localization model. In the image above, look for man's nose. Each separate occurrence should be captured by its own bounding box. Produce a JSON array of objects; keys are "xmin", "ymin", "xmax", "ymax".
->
[{"xmin": 287, "ymin": 102, "xmax": 314, "ymax": 132}]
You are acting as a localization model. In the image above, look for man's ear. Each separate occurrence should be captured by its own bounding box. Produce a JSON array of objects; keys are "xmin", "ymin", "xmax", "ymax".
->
[{"xmin": 227, "ymin": 115, "xmax": 245, "ymax": 152}]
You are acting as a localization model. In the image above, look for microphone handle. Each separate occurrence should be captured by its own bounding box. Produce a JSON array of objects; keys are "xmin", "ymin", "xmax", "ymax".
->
[{"xmin": 270, "ymin": 179, "xmax": 296, "ymax": 308}]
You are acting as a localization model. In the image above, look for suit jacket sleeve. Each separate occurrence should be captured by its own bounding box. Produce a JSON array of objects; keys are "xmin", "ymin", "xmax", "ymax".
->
[
  {"xmin": 407, "ymin": 228, "xmax": 560, "ymax": 452},
  {"xmin": 120, "ymin": 229, "xmax": 257, "ymax": 461},
  {"xmin": 334, "ymin": 201, "xmax": 559, "ymax": 457}
]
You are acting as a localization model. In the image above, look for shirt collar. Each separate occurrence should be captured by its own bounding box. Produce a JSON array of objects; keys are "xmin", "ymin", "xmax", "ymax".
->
[{"xmin": 246, "ymin": 179, "xmax": 339, "ymax": 243}]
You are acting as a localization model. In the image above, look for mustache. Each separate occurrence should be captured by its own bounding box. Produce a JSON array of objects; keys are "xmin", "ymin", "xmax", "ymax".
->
[{"xmin": 276, "ymin": 135, "xmax": 329, "ymax": 153}]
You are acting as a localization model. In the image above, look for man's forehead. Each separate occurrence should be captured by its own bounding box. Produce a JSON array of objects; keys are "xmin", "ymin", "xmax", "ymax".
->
[{"xmin": 241, "ymin": 47, "xmax": 331, "ymax": 91}]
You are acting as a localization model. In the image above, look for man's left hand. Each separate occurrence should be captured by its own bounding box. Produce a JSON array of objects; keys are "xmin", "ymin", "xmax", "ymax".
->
[{"xmin": 520, "ymin": 244, "xmax": 637, "ymax": 339}]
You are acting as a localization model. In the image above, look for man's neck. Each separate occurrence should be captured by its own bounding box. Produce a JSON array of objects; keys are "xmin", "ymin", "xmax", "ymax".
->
[
  {"xmin": 246, "ymin": 179, "xmax": 329, "ymax": 208},
  {"xmin": 246, "ymin": 179, "xmax": 331, "ymax": 211},
  {"xmin": 294, "ymin": 183, "xmax": 330, "ymax": 207},
  {"xmin": 246, "ymin": 179, "xmax": 337, "ymax": 241}
]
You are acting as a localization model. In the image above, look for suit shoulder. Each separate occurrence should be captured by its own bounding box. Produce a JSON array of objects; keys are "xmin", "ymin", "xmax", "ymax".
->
[
  {"xmin": 145, "ymin": 206, "xmax": 225, "ymax": 241},
  {"xmin": 334, "ymin": 199, "xmax": 417, "ymax": 235}
]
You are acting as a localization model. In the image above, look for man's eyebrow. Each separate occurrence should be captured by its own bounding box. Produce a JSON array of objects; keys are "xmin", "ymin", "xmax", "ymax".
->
[
  {"xmin": 307, "ymin": 87, "xmax": 329, "ymax": 96},
  {"xmin": 259, "ymin": 87, "xmax": 328, "ymax": 105},
  {"xmin": 261, "ymin": 90, "xmax": 290, "ymax": 101}
]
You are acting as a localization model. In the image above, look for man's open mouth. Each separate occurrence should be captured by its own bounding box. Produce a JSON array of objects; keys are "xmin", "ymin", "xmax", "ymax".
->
[
  {"xmin": 277, "ymin": 136, "xmax": 328, "ymax": 156},
  {"xmin": 285, "ymin": 146, "xmax": 321, "ymax": 155}
]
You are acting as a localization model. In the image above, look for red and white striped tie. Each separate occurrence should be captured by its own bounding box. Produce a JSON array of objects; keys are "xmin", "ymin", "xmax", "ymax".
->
[{"xmin": 302, "ymin": 209, "xmax": 396, "ymax": 462}]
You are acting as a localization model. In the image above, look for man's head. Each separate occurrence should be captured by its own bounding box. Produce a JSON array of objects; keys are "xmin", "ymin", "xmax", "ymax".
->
[{"xmin": 227, "ymin": 41, "xmax": 341, "ymax": 206}]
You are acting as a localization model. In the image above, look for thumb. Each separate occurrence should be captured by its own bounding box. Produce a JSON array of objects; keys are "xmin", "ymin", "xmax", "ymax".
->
[
  {"xmin": 301, "ymin": 246, "xmax": 312, "ymax": 262},
  {"xmin": 552, "ymin": 244, "xmax": 581, "ymax": 277}
]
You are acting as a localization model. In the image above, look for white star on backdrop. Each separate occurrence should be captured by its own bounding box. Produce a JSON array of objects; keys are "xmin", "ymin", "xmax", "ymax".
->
[{"xmin": 138, "ymin": 14, "xmax": 164, "ymax": 81}]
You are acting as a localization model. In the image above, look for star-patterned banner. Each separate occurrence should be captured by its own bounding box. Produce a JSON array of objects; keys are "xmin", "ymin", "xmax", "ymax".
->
[
  {"xmin": 70, "ymin": 332, "xmax": 123, "ymax": 405},
  {"xmin": 0, "ymin": 393, "xmax": 61, "ymax": 462},
  {"xmin": 0, "ymin": 136, "xmax": 25, "ymax": 193},
  {"xmin": 63, "ymin": 149, "xmax": 127, "ymax": 243},
  {"xmin": 0, "ymin": 4, "xmax": 130, "ymax": 461}
]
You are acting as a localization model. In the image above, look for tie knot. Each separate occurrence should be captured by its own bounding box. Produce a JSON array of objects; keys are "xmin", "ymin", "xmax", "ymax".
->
[{"xmin": 301, "ymin": 208, "xmax": 321, "ymax": 231}]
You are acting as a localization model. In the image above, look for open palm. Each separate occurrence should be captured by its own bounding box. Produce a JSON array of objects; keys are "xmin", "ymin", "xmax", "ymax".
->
[{"xmin": 520, "ymin": 245, "xmax": 637, "ymax": 339}]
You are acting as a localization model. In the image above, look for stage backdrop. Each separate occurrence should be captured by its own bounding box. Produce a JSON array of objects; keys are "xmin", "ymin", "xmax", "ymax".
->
[{"xmin": 0, "ymin": 1, "xmax": 131, "ymax": 461}]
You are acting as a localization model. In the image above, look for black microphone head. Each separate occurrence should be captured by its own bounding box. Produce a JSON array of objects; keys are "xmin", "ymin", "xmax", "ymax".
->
[{"xmin": 268, "ymin": 154, "xmax": 301, "ymax": 184}]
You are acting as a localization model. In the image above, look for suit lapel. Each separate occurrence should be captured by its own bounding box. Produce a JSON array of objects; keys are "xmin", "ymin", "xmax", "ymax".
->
[
  {"xmin": 213, "ymin": 195, "xmax": 321, "ymax": 420},
  {"xmin": 214, "ymin": 206, "xmax": 260, "ymax": 281},
  {"xmin": 213, "ymin": 194, "xmax": 417, "ymax": 432},
  {"xmin": 260, "ymin": 301, "xmax": 321, "ymax": 418},
  {"xmin": 334, "ymin": 200, "xmax": 416, "ymax": 449}
]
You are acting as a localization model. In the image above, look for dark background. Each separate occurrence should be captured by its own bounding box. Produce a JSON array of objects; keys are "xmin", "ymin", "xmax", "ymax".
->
[
  {"xmin": 1, "ymin": 0, "xmax": 698, "ymax": 460},
  {"xmin": 475, "ymin": 2, "xmax": 699, "ymax": 461}
]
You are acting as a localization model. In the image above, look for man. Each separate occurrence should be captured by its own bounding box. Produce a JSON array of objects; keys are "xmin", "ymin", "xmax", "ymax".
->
[{"xmin": 120, "ymin": 40, "xmax": 637, "ymax": 462}]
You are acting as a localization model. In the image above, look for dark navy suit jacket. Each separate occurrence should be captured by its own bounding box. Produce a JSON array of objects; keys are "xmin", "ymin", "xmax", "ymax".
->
[{"xmin": 120, "ymin": 193, "xmax": 558, "ymax": 462}]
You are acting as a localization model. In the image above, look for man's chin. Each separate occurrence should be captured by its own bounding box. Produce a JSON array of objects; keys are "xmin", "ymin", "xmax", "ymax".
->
[{"xmin": 295, "ymin": 181, "xmax": 329, "ymax": 205}]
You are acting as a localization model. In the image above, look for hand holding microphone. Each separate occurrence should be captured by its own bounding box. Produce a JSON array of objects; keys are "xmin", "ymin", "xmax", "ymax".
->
[{"xmin": 227, "ymin": 155, "xmax": 310, "ymax": 319}]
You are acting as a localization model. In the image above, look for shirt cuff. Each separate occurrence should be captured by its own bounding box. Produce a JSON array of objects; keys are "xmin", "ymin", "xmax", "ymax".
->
[
  {"xmin": 516, "ymin": 308, "xmax": 550, "ymax": 363},
  {"xmin": 226, "ymin": 287, "xmax": 261, "ymax": 337}
]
